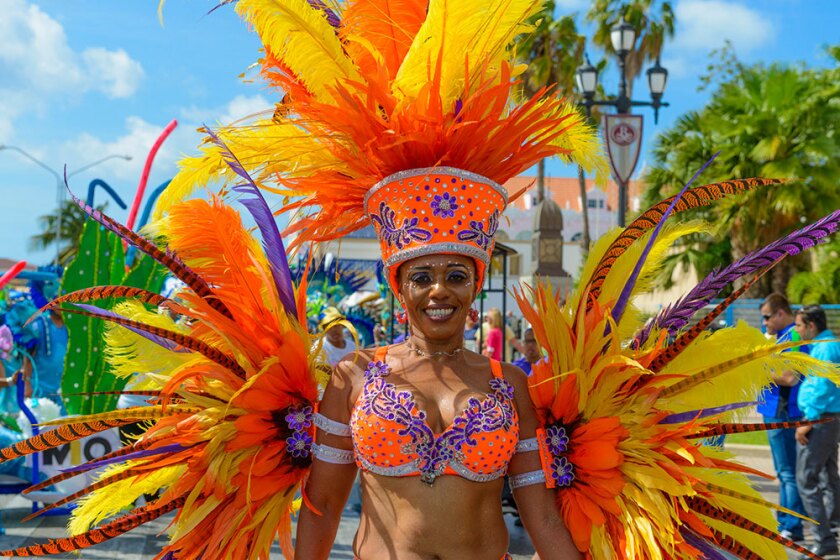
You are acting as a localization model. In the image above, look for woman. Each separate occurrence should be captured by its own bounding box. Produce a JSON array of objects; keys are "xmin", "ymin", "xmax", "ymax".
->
[
  {"xmin": 482, "ymin": 308, "xmax": 505, "ymax": 360},
  {"xmin": 297, "ymin": 253, "xmax": 578, "ymax": 559},
  {"xmin": 482, "ymin": 307, "xmax": 522, "ymax": 362},
  {"xmin": 291, "ymin": 159, "xmax": 580, "ymax": 558}
]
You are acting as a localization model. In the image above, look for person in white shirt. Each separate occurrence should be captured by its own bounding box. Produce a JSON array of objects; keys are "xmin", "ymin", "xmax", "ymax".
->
[{"xmin": 320, "ymin": 307, "xmax": 357, "ymax": 367}]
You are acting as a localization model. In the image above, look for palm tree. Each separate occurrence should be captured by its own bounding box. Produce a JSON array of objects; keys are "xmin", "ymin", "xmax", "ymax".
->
[
  {"xmin": 29, "ymin": 200, "xmax": 107, "ymax": 266},
  {"xmin": 787, "ymin": 240, "xmax": 840, "ymax": 304},
  {"xmin": 517, "ymin": 2, "xmax": 596, "ymax": 249},
  {"xmin": 586, "ymin": 0, "xmax": 675, "ymax": 97},
  {"xmin": 644, "ymin": 47, "xmax": 840, "ymax": 294}
]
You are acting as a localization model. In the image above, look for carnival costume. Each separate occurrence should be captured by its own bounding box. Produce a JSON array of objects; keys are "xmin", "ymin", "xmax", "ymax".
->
[{"xmin": 1, "ymin": 0, "xmax": 840, "ymax": 559}]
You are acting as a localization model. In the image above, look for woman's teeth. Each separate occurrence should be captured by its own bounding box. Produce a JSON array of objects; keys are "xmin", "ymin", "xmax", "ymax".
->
[{"xmin": 425, "ymin": 308, "xmax": 454, "ymax": 318}]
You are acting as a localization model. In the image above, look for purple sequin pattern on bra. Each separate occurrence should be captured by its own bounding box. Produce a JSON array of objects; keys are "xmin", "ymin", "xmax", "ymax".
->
[{"xmin": 360, "ymin": 360, "xmax": 516, "ymax": 484}]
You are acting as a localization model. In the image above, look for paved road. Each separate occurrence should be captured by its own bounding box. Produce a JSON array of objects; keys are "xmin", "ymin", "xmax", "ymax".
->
[{"xmin": 0, "ymin": 445, "xmax": 806, "ymax": 558}]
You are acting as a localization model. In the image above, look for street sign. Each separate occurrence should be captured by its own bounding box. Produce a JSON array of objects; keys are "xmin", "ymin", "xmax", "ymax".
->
[{"xmin": 604, "ymin": 114, "xmax": 644, "ymax": 184}]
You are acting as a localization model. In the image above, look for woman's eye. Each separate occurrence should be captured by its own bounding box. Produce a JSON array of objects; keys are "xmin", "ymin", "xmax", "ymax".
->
[
  {"xmin": 448, "ymin": 272, "xmax": 468, "ymax": 283},
  {"xmin": 410, "ymin": 274, "xmax": 431, "ymax": 285}
]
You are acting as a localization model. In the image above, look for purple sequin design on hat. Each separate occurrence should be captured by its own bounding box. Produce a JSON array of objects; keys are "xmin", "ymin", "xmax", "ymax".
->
[{"xmin": 370, "ymin": 202, "xmax": 432, "ymax": 249}]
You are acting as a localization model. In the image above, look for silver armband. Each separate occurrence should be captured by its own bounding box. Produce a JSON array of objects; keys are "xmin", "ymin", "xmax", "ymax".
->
[
  {"xmin": 311, "ymin": 443, "xmax": 355, "ymax": 464},
  {"xmin": 509, "ymin": 469, "xmax": 547, "ymax": 489},
  {"xmin": 515, "ymin": 437, "xmax": 540, "ymax": 453},
  {"xmin": 313, "ymin": 412, "xmax": 352, "ymax": 437}
]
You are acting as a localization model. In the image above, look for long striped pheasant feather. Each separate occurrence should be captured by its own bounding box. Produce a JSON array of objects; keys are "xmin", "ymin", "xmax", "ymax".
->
[
  {"xmin": 67, "ymin": 188, "xmax": 233, "ymax": 319},
  {"xmin": 0, "ymin": 497, "xmax": 186, "ymax": 557},
  {"xmin": 586, "ymin": 178, "xmax": 783, "ymax": 304}
]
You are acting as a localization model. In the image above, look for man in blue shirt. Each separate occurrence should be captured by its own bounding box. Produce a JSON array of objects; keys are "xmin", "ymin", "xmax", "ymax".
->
[
  {"xmin": 512, "ymin": 328, "xmax": 540, "ymax": 375},
  {"xmin": 795, "ymin": 304, "xmax": 840, "ymax": 557},
  {"xmin": 757, "ymin": 294, "xmax": 807, "ymax": 541}
]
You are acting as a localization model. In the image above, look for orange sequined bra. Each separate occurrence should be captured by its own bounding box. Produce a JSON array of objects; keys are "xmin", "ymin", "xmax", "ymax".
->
[{"xmin": 313, "ymin": 346, "xmax": 520, "ymax": 485}]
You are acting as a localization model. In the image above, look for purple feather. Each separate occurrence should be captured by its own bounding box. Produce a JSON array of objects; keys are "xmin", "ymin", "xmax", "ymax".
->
[
  {"xmin": 69, "ymin": 303, "xmax": 189, "ymax": 353},
  {"xmin": 680, "ymin": 528, "xmax": 729, "ymax": 560},
  {"xmin": 203, "ymin": 126, "xmax": 297, "ymax": 316},
  {"xmin": 611, "ymin": 153, "xmax": 719, "ymax": 325},
  {"xmin": 60, "ymin": 443, "xmax": 189, "ymax": 474},
  {"xmin": 658, "ymin": 401, "xmax": 758, "ymax": 424},
  {"xmin": 649, "ymin": 209, "xmax": 840, "ymax": 336},
  {"xmin": 308, "ymin": 0, "xmax": 341, "ymax": 29}
]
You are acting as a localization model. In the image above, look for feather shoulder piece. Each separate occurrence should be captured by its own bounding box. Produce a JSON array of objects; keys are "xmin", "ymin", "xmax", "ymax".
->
[
  {"xmin": 515, "ymin": 176, "xmax": 840, "ymax": 559},
  {"xmin": 0, "ymin": 177, "xmax": 326, "ymax": 559}
]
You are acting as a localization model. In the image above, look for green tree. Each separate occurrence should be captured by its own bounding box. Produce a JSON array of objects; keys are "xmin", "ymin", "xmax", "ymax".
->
[
  {"xmin": 788, "ymin": 239, "xmax": 840, "ymax": 304},
  {"xmin": 517, "ymin": 2, "xmax": 596, "ymax": 249},
  {"xmin": 586, "ymin": 0, "xmax": 675, "ymax": 96},
  {"xmin": 517, "ymin": 2, "xmax": 585, "ymax": 199},
  {"xmin": 644, "ymin": 46, "xmax": 840, "ymax": 294},
  {"xmin": 29, "ymin": 200, "xmax": 106, "ymax": 266}
]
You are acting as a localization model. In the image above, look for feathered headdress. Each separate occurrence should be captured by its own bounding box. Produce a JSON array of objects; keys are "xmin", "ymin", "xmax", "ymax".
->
[{"xmin": 157, "ymin": 0, "xmax": 605, "ymax": 289}]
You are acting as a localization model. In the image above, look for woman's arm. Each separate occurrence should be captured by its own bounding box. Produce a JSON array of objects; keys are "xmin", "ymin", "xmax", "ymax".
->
[
  {"xmin": 503, "ymin": 364, "xmax": 582, "ymax": 560},
  {"xmin": 505, "ymin": 325, "xmax": 525, "ymax": 355},
  {"xmin": 294, "ymin": 354, "xmax": 365, "ymax": 559}
]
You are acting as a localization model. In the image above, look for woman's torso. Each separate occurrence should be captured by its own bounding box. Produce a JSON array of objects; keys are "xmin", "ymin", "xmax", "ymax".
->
[{"xmin": 347, "ymin": 346, "xmax": 517, "ymax": 559}]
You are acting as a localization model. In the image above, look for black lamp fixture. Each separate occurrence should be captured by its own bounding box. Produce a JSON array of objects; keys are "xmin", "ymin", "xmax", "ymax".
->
[
  {"xmin": 646, "ymin": 57, "xmax": 668, "ymax": 123},
  {"xmin": 575, "ymin": 55, "xmax": 598, "ymax": 100},
  {"xmin": 610, "ymin": 19, "xmax": 637, "ymax": 55},
  {"xmin": 574, "ymin": 18, "xmax": 671, "ymax": 228}
]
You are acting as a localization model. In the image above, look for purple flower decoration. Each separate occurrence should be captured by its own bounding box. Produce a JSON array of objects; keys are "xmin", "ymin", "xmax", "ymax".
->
[
  {"xmin": 545, "ymin": 425, "xmax": 570, "ymax": 456},
  {"xmin": 286, "ymin": 431, "xmax": 313, "ymax": 459},
  {"xmin": 365, "ymin": 360, "xmax": 390, "ymax": 379},
  {"xmin": 489, "ymin": 377, "xmax": 514, "ymax": 400},
  {"xmin": 285, "ymin": 404, "xmax": 313, "ymax": 431},
  {"xmin": 550, "ymin": 456, "xmax": 575, "ymax": 487},
  {"xmin": 431, "ymin": 192, "xmax": 458, "ymax": 218}
]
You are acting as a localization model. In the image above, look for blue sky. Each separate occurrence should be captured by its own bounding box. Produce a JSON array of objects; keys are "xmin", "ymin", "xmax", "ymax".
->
[{"xmin": 1, "ymin": 0, "xmax": 838, "ymax": 266}]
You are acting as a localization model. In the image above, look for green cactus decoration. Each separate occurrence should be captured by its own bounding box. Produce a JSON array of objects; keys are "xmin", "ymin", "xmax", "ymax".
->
[{"xmin": 60, "ymin": 222, "xmax": 166, "ymax": 414}]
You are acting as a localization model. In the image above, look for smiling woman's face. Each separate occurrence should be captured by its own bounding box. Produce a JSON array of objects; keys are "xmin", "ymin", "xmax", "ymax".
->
[{"xmin": 397, "ymin": 254, "xmax": 478, "ymax": 344}]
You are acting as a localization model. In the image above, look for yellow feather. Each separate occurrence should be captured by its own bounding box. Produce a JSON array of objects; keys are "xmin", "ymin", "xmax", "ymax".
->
[
  {"xmin": 659, "ymin": 323, "xmax": 840, "ymax": 411},
  {"xmin": 154, "ymin": 120, "xmax": 329, "ymax": 218},
  {"xmin": 235, "ymin": 0, "xmax": 360, "ymax": 102},
  {"xmin": 36, "ymin": 406, "xmax": 191, "ymax": 427},
  {"xmin": 104, "ymin": 300, "xmax": 194, "ymax": 382},
  {"xmin": 549, "ymin": 101, "xmax": 609, "ymax": 183},
  {"xmin": 393, "ymin": 0, "xmax": 541, "ymax": 107},
  {"xmin": 69, "ymin": 464, "xmax": 183, "ymax": 535},
  {"xmin": 598, "ymin": 221, "xmax": 709, "ymax": 340}
]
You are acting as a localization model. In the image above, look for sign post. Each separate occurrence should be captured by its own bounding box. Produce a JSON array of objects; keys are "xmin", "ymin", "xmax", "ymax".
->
[{"xmin": 603, "ymin": 114, "xmax": 644, "ymax": 227}]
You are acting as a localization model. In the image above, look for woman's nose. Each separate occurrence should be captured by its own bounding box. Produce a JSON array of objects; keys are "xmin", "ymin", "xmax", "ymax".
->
[{"xmin": 429, "ymin": 279, "xmax": 447, "ymax": 296}]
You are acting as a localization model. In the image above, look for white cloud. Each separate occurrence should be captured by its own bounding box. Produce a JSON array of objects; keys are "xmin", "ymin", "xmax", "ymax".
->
[
  {"xmin": 660, "ymin": 55, "xmax": 689, "ymax": 80},
  {"xmin": 62, "ymin": 117, "xmax": 196, "ymax": 183},
  {"xmin": 82, "ymin": 48, "xmax": 145, "ymax": 99},
  {"xmin": 672, "ymin": 0, "xmax": 774, "ymax": 55},
  {"xmin": 181, "ymin": 94, "xmax": 274, "ymax": 126},
  {"xmin": 60, "ymin": 95, "xmax": 274, "ymax": 185},
  {"xmin": 0, "ymin": 0, "xmax": 144, "ymax": 141}
]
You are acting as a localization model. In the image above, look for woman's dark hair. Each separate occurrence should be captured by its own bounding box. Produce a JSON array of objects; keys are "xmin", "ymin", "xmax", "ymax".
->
[{"xmin": 796, "ymin": 304, "xmax": 828, "ymax": 333}]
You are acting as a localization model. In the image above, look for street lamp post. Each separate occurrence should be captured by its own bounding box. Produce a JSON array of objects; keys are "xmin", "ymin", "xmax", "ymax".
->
[
  {"xmin": 0, "ymin": 146, "xmax": 132, "ymax": 265},
  {"xmin": 576, "ymin": 20, "xmax": 670, "ymax": 227}
]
